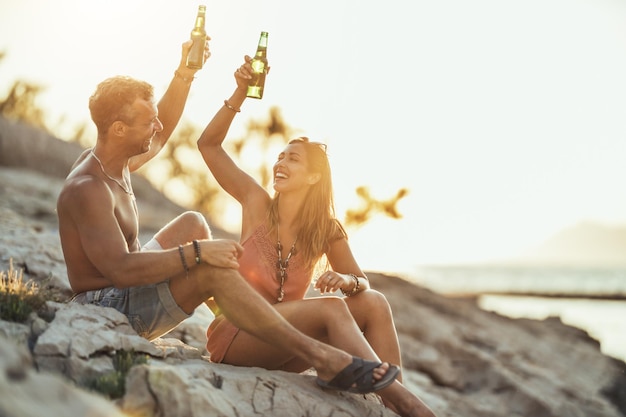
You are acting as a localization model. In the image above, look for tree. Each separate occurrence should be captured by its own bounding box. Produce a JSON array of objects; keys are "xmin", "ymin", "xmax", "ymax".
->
[
  {"xmin": 345, "ymin": 187, "xmax": 409, "ymax": 227},
  {"xmin": 0, "ymin": 54, "xmax": 407, "ymax": 231}
]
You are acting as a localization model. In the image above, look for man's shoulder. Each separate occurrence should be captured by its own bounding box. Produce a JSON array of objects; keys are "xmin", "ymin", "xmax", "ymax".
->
[
  {"xmin": 70, "ymin": 148, "xmax": 92, "ymax": 171},
  {"xmin": 58, "ymin": 169, "xmax": 110, "ymax": 208}
]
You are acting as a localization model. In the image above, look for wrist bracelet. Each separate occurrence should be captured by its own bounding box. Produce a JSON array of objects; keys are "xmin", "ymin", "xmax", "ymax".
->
[
  {"xmin": 341, "ymin": 274, "xmax": 360, "ymax": 297},
  {"xmin": 223, "ymin": 99, "xmax": 241, "ymax": 113},
  {"xmin": 178, "ymin": 244, "xmax": 189, "ymax": 279},
  {"xmin": 174, "ymin": 70, "xmax": 195, "ymax": 83},
  {"xmin": 193, "ymin": 239, "xmax": 201, "ymax": 264}
]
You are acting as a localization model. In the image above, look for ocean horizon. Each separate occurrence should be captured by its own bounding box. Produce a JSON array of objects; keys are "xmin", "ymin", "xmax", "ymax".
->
[{"xmin": 396, "ymin": 265, "xmax": 626, "ymax": 363}]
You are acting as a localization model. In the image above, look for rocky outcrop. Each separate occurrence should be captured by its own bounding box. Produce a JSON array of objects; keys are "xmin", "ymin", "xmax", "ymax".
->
[
  {"xmin": 0, "ymin": 301, "xmax": 390, "ymax": 417},
  {"xmin": 1, "ymin": 117, "xmax": 625, "ymax": 416}
]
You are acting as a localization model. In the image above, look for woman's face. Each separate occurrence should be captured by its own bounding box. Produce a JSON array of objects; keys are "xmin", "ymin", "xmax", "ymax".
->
[{"xmin": 273, "ymin": 142, "xmax": 316, "ymax": 193}]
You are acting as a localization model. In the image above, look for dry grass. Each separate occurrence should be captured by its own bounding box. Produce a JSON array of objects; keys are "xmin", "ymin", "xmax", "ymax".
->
[{"xmin": 0, "ymin": 258, "xmax": 47, "ymax": 323}]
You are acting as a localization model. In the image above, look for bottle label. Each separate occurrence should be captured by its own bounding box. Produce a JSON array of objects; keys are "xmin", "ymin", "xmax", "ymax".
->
[{"xmin": 251, "ymin": 59, "xmax": 266, "ymax": 74}]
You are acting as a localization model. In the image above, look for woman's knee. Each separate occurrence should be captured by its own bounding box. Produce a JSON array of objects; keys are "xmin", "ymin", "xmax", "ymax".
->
[
  {"xmin": 316, "ymin": 296, "xmax": 354, "ymax": 319},
  {"xmin": 362, "ymin": 289, "xmax": 390, "ymax": 308},
  {"xmin": 349, "ymin": 289, "xmax": 393, "ymax": 317}
]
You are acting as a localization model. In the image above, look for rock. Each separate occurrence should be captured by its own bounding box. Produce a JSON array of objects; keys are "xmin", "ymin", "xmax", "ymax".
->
[
  {"xmin": 24, "ymin": 302, "xmax": 391, "ymax": 417},
  {"xmin": 0, "ymin": 332, "xmax": 128, "ymax": 417},
  {"xmin": 1, "ymin": 117, "xmax": 625, "ymax": 417},
  {"xmin": 120, "ymin": 361, "xmax": 391, "ymax": 417}
]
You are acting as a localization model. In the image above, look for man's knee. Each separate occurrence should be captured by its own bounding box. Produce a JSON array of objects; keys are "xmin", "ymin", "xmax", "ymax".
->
[
  {"xmin": 180, "ymin": 211, "xmax": 211, "ymax": 240},
  {"xmin": 153, "ymin": 211, "xmax": 211, "ymax": 249}
]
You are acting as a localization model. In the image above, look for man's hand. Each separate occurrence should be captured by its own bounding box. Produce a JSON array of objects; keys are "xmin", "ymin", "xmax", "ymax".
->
[
  {"xmin": 178, "ymin": 36, "xmax": 212, "ymax": 77},
  {"xmin": 200, "ymin": 239, "xmax": 243, "ymax": 269}
]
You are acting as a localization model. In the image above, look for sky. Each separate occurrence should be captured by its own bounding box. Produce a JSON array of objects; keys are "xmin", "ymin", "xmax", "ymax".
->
[{"xmin": 1, "ymin": 0, "xmax": 626, "ymax": 274}]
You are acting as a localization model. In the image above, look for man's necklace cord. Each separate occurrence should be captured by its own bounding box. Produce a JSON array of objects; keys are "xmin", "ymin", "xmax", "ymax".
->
[{"xmin": 90, "ymin": 149, "xmax": 134, "ymax": 197}]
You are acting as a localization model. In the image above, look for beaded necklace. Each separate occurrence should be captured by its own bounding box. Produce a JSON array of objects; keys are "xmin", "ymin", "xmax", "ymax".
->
[{"xmin": 276, "ymin": 225, "xmax": 297, "ymax": 303}]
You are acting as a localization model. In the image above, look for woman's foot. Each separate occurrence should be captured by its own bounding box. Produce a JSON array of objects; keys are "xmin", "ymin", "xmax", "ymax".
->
[
  {"xmin": 311, "ymin": 346, "xmax": 394, "ymax": 391},
  {"xmin": 378, "ymin": 381, "xmax": 438, "ymax": 417},
  {"xmin": 316, "ymin": 356, "xmax": 399, "ymax": 393}
]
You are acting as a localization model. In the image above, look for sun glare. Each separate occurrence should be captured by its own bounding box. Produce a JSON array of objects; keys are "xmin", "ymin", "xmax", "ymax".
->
[{"xmin": 1, "ymin": 0, "xmax": 625, "ymax": 268}]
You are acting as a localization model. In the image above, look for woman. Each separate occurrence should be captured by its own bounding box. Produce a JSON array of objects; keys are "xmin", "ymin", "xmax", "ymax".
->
[{"xmin": 197, "ymin": 56, "xmax": 436, "ymax": 417}]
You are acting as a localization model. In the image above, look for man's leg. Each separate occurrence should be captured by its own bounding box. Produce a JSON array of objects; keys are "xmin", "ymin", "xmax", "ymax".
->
[
  {"xmin": 148, "ymin": 211, "xmax": 353, "ymax": 378},
  {"xmin": 148, "ymin": 211, "xmax": 210, "ymax": 249},
  {"xmin": 168, "ymin": 263, "xmax": 356, "ymax": 380},
  {"xmin": 149, "ymin": 212, "xmax": 394, "ymax": 394}
]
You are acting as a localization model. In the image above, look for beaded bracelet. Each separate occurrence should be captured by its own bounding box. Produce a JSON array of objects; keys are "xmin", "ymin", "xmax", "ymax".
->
[
  {"xmin": 192, "ymin": 240, "xmax": 201, "ymax": 264},
  {"xmin": 178, "ymin": 244, "xmax": 189, "ymax": 279},
  {"xmin": 341, "ymin": 274, "xmax": 360, "ymax": 297},
  {"xmin": 223, "ymin": 99, "xmax": 241, "ymax": 113},
  {"xmin": 174, "ymin": 70, "xmax": 195, "ymax": 83}
]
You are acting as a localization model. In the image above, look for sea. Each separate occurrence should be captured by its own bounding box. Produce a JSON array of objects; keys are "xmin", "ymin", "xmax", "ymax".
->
[{"xmin": 401, "ymin": 265, "xmax": 626, "ymax": 363}]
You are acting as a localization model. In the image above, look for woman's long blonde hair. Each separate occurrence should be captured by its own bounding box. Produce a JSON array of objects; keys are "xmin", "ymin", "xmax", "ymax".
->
[{"xmin": 267, "ymin": 137, "xmax": 347, "ymax": 270}]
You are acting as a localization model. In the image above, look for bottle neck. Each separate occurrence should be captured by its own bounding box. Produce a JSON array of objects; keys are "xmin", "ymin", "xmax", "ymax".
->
[
  {"xmin": 255, "ymin": 47, "xmax": 267, "ymax": 58},
  {"xmin": 255, "ymin": 34, "xmax": 268, "ymax": 58},
  {"xmin": 194, "ymin": 15, "xmax": 205, "ymax": 30}
]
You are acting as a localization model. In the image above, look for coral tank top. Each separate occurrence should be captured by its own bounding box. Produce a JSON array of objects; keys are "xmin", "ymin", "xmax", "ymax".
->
[{"xmin": 206, "ymin": 223, "xmax": 314, "ymax": 363}]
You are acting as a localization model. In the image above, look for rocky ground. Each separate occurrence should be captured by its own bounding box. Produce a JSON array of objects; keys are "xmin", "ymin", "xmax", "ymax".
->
[{"xmin": 1, "ymin": 116, "xmax": 625, "ymax": 417}]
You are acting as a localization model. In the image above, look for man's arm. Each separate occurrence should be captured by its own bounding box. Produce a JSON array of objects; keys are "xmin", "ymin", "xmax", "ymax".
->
[{"xmin": 129, "ymin": 38, "xmax": 210, "ymax": 172}]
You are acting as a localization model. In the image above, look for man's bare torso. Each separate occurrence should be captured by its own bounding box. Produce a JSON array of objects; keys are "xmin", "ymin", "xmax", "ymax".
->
[{"xmin": 57, "ymin": 151, "xmax": 140, "ymax": 294}]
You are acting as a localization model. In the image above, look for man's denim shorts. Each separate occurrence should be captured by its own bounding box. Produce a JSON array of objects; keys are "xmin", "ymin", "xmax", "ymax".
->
[{"xmin": 70, "ymin": 280, "xmax": 191, "ymax": 340}]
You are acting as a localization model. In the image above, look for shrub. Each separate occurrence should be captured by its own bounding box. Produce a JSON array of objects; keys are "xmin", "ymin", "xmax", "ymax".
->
[
  {"xmin": 0, "ymin": 258, "xmax": 46, "ymax": 323},
  {"xmin": 84, "ymin": 350, "xmax": 148, "ymax": 399}
]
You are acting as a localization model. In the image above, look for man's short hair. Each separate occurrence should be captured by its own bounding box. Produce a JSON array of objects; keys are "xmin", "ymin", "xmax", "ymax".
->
[{"xmin": 89, "ymin": 76, "xmax": 154, "ymax": 134}]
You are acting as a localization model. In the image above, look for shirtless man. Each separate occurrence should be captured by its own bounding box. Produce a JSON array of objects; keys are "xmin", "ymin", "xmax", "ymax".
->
[{"xmin": 56, "ymin": 38, "xmax": 398, "ymax": 395}]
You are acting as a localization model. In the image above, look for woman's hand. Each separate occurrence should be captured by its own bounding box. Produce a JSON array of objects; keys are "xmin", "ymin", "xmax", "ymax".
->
[
  {"xmin": 234, "ymin": 55, "xmax": 253, "ymax": 89},
  {"xmin": 314, "ymin": 271, "xmax": 352, "ymax": 295}
]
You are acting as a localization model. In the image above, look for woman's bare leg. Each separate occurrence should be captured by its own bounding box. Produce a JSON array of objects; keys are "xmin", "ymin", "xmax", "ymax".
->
[
  {"xmin": 145, "ymin": 212, "xmax": 387, "ymax": 385},
  {"xmin": 344, "ymin": 290, "xmax": 403, "ymax": 380},
  {"xmin": 343, "ymin": 289, "xmax": 407, "ymax": 413},
  {"xmin": 221, "ymin": 297, "xmax": 436, "ymax": 417},
  {"xmin": 223, "ymin": 297, "xmax": 377, "ymax": 369}
]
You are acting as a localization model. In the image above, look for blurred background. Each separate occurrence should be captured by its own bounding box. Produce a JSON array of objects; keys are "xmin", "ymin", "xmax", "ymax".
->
[{"xmin": 1, "ymin": 0, "xmax": 625, "ymax": 361}]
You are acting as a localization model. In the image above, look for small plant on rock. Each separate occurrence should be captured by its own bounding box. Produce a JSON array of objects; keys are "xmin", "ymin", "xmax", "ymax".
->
[
  {"xmin": 0, "ymin": 258, "xmax": 46, "ymax": 323},
  {"xmin": 85, "ymin": 349, "xmax": 149, "ymax": 399}
]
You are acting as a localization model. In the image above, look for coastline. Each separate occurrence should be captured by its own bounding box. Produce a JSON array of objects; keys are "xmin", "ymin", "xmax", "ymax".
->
[{"xmin": 399, "ymin": 265, "xmax": 626, "ymax": 363}]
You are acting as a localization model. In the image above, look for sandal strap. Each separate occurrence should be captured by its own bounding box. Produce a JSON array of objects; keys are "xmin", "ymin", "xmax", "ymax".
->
[{"xmin": 327, "ymin": 357, "xmax": 381, "ymax": 390}]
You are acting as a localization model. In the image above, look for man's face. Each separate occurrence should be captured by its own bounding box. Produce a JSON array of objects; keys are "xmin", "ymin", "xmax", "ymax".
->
[{"xmin": 124, "ymin": 98, "xmax": 163, "ymax": 153}]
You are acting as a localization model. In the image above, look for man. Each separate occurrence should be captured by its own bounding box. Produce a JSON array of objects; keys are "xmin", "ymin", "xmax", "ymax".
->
[{"xmin": 56, "ymin": 38, "xmax": 398, "ymax": 395}]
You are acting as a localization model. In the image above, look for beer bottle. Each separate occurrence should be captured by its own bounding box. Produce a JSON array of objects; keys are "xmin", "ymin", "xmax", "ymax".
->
[
  {"xmin": 246, "ymin": 31, "xmax": 269, "ymax": 99},
  {"xmin": 186, "ymin": 5, "xmax": 207, "ymax": 70}
]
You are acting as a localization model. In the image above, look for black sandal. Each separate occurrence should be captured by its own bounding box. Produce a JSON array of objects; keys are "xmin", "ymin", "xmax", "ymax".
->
[{"xmin": 316, "ymin": 356, "xmax": 400, "ymax": 394}]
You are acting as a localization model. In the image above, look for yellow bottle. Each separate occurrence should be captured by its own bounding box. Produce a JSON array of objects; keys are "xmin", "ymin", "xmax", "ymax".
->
[
  {"xmin": 186, "ymin": 5, "xmax": 207, "ymax": 70},
  {"xmin": 246, "ymin": 32, "xmax": 269, "ymax": 99}
]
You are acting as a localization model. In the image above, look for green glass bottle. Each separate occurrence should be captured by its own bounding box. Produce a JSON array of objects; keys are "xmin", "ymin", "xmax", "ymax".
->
[
  {"xmin": 246, "ymin": 31, "xmax": 269, "ymax": 99},
  {"xmin": 186, "ymin": 5, "xmax": 207, "ymax": 69}
]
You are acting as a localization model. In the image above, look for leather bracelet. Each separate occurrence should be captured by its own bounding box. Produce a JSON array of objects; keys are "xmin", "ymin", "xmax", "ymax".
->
[
  {"xmin": 341, "ymin": 274, "xmax": 360, "ymax": 297},
  {"xmin": 178, "ymin": 245, "xmax": 189, "ymax": 279},
  {"xmin": 192, "ymin": 240, "xmax": 201, "ymax": 264},
  {"xmin": 223, "ymin": 99, "xmax": 241, "ymax": 112}
]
